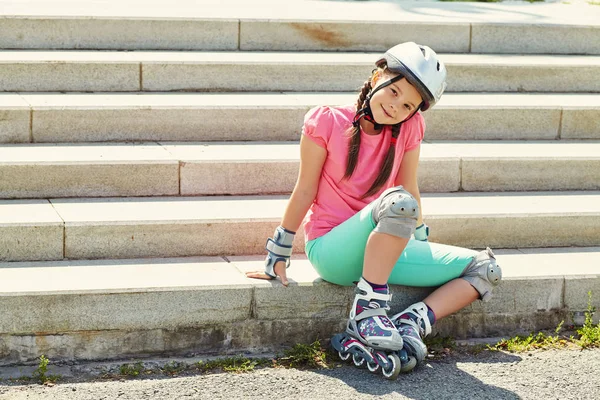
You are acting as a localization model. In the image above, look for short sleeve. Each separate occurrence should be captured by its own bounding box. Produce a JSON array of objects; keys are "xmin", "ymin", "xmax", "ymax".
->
[
  {"xmin": 403, "ymin": 112, "xmax": 425, "ymax": 152},
  {"xmin": 302, "ymin": 106, "xmax": 334, "ymax": 149}
]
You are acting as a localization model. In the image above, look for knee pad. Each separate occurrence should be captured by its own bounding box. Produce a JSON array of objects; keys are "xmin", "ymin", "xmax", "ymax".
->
[
  {"xmin": 460, "ymin": 247, "xmax": 502, "ymax": 302},
  {"xmin": 371, "ymin": 186, "xmax": 419, "ymax": 239}
]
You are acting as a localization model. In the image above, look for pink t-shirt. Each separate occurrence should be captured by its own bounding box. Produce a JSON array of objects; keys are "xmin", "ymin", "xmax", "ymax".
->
[{"xmin": 302, "ymin": 104, "xmax": 425, "ymax": 242}]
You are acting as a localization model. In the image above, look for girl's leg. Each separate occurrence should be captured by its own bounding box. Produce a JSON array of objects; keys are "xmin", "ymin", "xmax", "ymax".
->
[
  {"xmin": 305, "ymin": 204, "xmax": 375, "ymax": 286},
  {"xmin": 424, "ymin": 278, "xmax": 479, "ymax": 319},
  {"xmin": 311, "ymin": 190, "xmax": 417, "ymax": 369},
  {"xmin": 388, "ymin": 242, "xmax": 500, "ymax": 368},
  {"xmin": 306, "ymin": 195, "xmax": 500, "ymax": 368},
  {"xmin": 363, "ymin": 232, "xmax": 409, "ymax": 285},
  {"xmin": 306, "ymin": 187, "xmax": 418, "ymax": 286},
  {"xmin": 306, "ymin": 187, "xmax": 501, "ymax": 365},
  {"xmin": 386, "ymin": 240, "xmax": 500, "ymax": 311},
  {"xmin": 305, "ymin": 200, "xmax": 483, "ymax": 291}
]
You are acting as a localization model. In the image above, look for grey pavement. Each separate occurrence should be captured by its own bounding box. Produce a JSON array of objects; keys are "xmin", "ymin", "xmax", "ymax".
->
[{"xmin": 0, "ymin": 348, "xmax": 598, "ymax": 399}]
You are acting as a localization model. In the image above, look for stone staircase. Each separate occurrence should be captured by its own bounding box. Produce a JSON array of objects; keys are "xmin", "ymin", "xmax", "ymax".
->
[{"xmin": 1, "ymin": 0, "xmax": 599, "ymax": 365}]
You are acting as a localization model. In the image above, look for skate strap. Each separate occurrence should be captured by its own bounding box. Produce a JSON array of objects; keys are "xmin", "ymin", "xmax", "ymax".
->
[
  {"xmin": 355, "ymin": 308, "xmax": 387, "ymax": 321},
  {"xmin": 361, "ymin": 290, "xmax": 392, "ymax": 302},
  {"xmin": 399, "ymin": 314, "xmax": 432, "ymax": 337},
  {"xmin": 265, "ymin": 238, "xmax": 293, "ymax": 257}
]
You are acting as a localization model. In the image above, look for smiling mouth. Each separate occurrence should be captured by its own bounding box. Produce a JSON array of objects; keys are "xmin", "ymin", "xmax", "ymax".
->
[{"xmin": 381, "ymin": 105, "xmax": 392, "ymax": 118}]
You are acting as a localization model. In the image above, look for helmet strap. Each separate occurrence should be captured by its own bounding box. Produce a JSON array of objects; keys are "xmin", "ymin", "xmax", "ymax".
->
[{"xmin": 352, "ymin": 74, "xmax": 404, "ymax": 130}]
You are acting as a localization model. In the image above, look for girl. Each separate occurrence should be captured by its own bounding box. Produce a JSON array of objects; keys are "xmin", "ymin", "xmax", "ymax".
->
[{"xmin": 247, "ymin": 42, "xmax": 502, "ymax": 379}]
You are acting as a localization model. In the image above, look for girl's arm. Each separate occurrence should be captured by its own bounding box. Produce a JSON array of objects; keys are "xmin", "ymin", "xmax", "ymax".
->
[
  {"xmin": 394, "ymin": 144, "xmax": 423, "ymax": 227},
  {"xmin": 246, "ymin": 135, "xmax": 327, "ymax": 284},
  {"xmin": 279, "ymin": 135, "xmax": 327, "ymax": 232}
]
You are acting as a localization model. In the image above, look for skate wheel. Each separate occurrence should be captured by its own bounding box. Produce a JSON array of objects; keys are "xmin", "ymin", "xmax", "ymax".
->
[
  {"xmin": 352, "ymin": 353, "xmax": 366, "ymax": 368},
  {"xmin": 338, "ymin": 351, "xmax": 350, "ymax": 361},
  {"xmin": 382, "ymin": 354, "xmax": 401, "ymax": 380},
  {"xmin": 367, "ymin": 360, "xmax": 380, "ymax": 373},
  {"xmin": 397, "ymin": 349, "xmax": 410, "ymax": 364},
  {"xmin": 400, "ymin": 356, "xmax": 417, "ymax": 373}
]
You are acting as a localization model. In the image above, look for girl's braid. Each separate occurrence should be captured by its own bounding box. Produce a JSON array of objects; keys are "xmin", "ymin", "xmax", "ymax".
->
[
  {"xmin": 344, "ymin": 80, "xmax": 373, "ymax": 180},
  {"xmin": 356, "ymin": 79, "xmax": 372, "ymax": 110}
]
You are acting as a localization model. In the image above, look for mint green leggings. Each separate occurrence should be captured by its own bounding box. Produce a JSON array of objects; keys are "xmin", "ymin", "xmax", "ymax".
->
[{"xmin": 305, "ymin": 200, "xmax": 478, "ymax": 287}]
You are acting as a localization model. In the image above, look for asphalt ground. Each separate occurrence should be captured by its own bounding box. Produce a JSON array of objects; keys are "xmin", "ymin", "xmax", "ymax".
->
[{"xmin": 0, "ymin": 348, "xmax": 598, "ymax": 400}]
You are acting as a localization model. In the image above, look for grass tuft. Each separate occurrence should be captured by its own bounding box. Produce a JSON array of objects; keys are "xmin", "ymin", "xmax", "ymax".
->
[
  {"xmin": 32, "ymin": 355, "xmax": 61, "ymax": 385},
  {"xmin": 488, "ymin": 321, "xmax": 569, "ymax": 352},
  {"xmin": 489, "ymin": 291, "xmax": 599, "ymax": 353},
  {"xmin": 575, "ymin": 291, "xmax": 600, "ymax": 348},
  {"xmin": 276, "ymin": 340, "xmax": 330, "ymax": 369},
  {"xmin": 424, "ymin": 335, "xmax": 457, "ymax": 358},
  {"xmin": 119, "ymin": 362, "xmax": 146, "ymax": 377},
  {"xmin": 161, "ymin": 361, "xmax": 189, "ymax": 375},
  {"xmin": 197, "ymin": 356, "xmax": 271, "ymax": 374}
]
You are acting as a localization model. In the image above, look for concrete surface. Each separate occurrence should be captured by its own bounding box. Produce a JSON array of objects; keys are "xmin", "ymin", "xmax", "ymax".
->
[
  {"xmin": 1, "ymin": 0, "xmax": 599, "ymax": 53},
  {"xmin": 0, "ymin": 200, "xmax": 63, "ymax": 261},
  {"xmin": 0, "ymin": 248, "xmax": 597, "ymax": 363},
  {"xmin": 0, "ymin": 93, "xmax": 597, "ymax": 142}
]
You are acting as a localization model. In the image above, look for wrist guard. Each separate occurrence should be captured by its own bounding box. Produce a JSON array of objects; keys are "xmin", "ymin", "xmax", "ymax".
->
[{"xmin": 264, "ymin": 226, "xmax": 296, "ymax": 278}]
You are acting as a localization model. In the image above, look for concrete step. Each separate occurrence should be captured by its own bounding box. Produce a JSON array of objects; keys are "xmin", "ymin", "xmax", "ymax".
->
[
  {"xmin": 169, "ymin": 140, "xmax": 600, "ymax": 194},
  {"xmin": 0, "ymin": 247, "xmax": 598, "ymax": 363},
  {"xmin": 2, "ymin": 93, "xmax": 599, "ymax": 143},
  {"xmin": 3, "ymin": 141, "xmax": 599, "ymax": 198},
  {"xmin": 1, "ymin": 1, "xmax": 600, "ymax": 54},
  {"xmin": 0, "ymin": 143, "xmax": 180, "ymax": 198},
  {"xmin": 2, "ymin": 51, "xmax": 600, "ymax": 93},
  {"xmin": 1, "ymin": 192, "xmax": 599, "ymax": 261}
]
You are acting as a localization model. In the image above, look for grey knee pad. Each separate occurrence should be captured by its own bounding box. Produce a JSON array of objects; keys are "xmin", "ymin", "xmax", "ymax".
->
[
  {"xmin": 371, "ymin": 186, "xmax": 419, "ymax": 239},
  {"xmin": 460, "ymin": 247, "xmax": 502, "ymax": 302}
]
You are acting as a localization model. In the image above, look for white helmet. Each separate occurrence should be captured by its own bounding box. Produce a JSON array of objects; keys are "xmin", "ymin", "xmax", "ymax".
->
[{"xmin": 376, "ymin": 42, "xmax": 447, "ymax": 111}]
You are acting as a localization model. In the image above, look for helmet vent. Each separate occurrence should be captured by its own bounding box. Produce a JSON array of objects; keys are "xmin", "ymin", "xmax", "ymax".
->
[
  {"xmin": 437, "ymin": 62, "xmax": 441, "ymax": 71},
  {"xmin": 420, "ymin": 47, "xmax": 426, "ymax": 56}
]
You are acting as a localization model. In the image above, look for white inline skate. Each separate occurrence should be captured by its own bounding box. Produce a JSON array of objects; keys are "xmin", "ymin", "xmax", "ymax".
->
[
  {"xmin": 390, "ymin": 302, "xmax": 432, "ymax": 370},
  {"xmin": 331, "ymin": 278, "xmax": 406, "ymax": 380}
]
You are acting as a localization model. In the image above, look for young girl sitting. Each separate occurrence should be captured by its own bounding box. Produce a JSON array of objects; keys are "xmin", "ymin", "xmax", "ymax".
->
[{"xmin": 247, "ymin": 42, "xmax": 502, "ymax": 379}]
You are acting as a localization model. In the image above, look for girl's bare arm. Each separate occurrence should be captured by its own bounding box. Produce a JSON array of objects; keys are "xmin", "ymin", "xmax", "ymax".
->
[
  {"xmin": 246, "ymin": 135, "xmax": 327, "ymax": 284},
  {"xmin": 394, "ymin": 144, "xmax": 423, "ymax": 226},
  {"xmin": 280, "ymin": 135, "xmax": 327, "ymax": 232}
]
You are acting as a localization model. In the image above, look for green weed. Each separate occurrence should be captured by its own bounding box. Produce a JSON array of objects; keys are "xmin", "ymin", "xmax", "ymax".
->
[
  {"xmin": 196, "ymin": 341, "xmax": 328, "ymax": 373},
  {"xmin": 424, "ymin": 335, "xmax": 457, "ymax": 358},
  {"xmin": 489, "ymin": 292, "xmax": 599, "ymax": 352},
  {"xmin": 467, "ymin": 343, "xmax": 490, "ymax": 355},
  {"xmin": 575, "ymin": 291, "xmax": 600, "ymax": 348},
  {"xmin": 161, "ymin": 360, "xmax": 189, "ymax": 375},
  {"xmin": 489, "ymin": 321, "xmax": 569, "ymax": 352},
  {"xmin": 276, "ymin": 340, "xmax": 329, "ymax": 369},
  {"xmin": 425, "ymin": 335, "xmax": 456, "ymax": 351},
  {"xmin": 197, "ymin": 356, "xmax": 270, "ymax": 374},
  {"xmin": 32, "ymin": 355, "xmax": 60, "ymax": 385},
  {"xmin": 119, "ymin": 362, "xmax": 146, "ymax": 377}
]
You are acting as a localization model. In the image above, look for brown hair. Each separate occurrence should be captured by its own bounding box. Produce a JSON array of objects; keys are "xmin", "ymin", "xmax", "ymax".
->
[{"xmin": 344, "ymin": 69, "xmax": 402, "ymax": 198}]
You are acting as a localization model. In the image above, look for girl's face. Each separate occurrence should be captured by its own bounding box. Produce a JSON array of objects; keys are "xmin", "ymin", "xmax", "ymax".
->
[{"xmin": 369, "ymin": 72, "xmax": 423, "ymax": 125}]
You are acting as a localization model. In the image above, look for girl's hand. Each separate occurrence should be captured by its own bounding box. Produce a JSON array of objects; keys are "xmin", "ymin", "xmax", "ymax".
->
[{"xmin": 246, "ymin": 260, "xmax": 289, "ymax": 286}]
